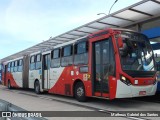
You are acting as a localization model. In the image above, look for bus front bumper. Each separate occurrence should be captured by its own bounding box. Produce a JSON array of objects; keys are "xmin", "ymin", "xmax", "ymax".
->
[{"xmin": 115, "ymin": 80, "xmax": 157, "ymax": 98}]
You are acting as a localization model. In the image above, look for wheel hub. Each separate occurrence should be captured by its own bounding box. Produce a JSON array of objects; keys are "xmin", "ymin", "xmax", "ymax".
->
[
  {"xmin": 36, "ymin": 84, "xmax": 39, "ymax": 92},
  {"xmin": 77, "ymin": 87, "xmax": 83, "ymax": 97}
]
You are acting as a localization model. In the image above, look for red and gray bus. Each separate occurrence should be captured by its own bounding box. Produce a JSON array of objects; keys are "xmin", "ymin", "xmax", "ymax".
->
[{"xmin": 2, "ymin": 28, "xmax": 157, "ymax": 101}]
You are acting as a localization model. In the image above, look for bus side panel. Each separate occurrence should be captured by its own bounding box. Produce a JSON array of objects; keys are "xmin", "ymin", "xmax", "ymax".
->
[
  {"xmin": 3, "ymin": 63, "xmax": 20, "ymax": 88},
  {"xmin": 49, "ymin": 66, "xmax": 72, "ymax": 95},
  {"xmin": 23, "ymin": 55, "xmax": 29, "ymax": 88},
  {"xmin": 29, "ymin": 70, "xmax": 41, "ymax": 89},
  {"xmin": 12, "ymin": 72, "xmax": 23, "ymax": 87},
  {"xmin": 49, "ymin": 67, "xmax": 65, "ymax": 93},
  {"xmin": 6, "ymin": 72, "xmax": 19, "ymax": 88},
  {"xmin": 49, "ymin": 66, "xmax": 92, "ymax": 97}
]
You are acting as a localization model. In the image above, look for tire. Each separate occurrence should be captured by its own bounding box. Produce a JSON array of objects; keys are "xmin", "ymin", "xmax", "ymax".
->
[
  {"xmin": 34, "ymin": 81, "xmax": 40, "ymax": 94},
  {"xmin": 74, "ymin": 82, "xmax": 86, "ymax": 102},
  {"xmin": 8, "ymin": 80, "xmax": 12, "ymax": 89}
]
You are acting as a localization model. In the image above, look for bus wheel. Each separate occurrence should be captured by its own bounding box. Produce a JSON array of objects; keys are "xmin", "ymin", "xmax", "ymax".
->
[
  {"xmin": 35, "ymin": 81, "xmax": 40, "ymax": 94},
  {"xmin": 8, "ymin": 80, "xmax": 12, "ymax": 89},
  {"xmin": 74, "ymin": 82, "xmax": 86, "ymax": 102}
]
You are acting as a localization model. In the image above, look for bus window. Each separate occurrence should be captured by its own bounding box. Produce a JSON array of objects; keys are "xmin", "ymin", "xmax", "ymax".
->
[
  {"xmin": 14, "ymin": 61, "xmax": 18, "ymax": 72},
  {"xmin": 30, "ymin": 55, "xmax": 35, "ymax": 70},
  {"xmin": 51, "ymin": 49, "xmax": 60, "ymax": 68},
  {"xmin": 36, "ymin": 54, "xmax": 41, "ymax": 69},
  {"xmin": 74, "ymin": 41, "xmax": 88, "ymax": 65},
  {"xmin": 7, "ymin": 63, "xmax": 11, "ymax": 72},
  {"xmin": 61, "ymin": 45, "xmax": 73, "ymax": 66},
  {"xmin": 18, "ymin": 59, "xmax": 23, "ymax": 72},
  {"xmin": 11, "ymin": 62, "xmax": 14, "ymax": 73}
]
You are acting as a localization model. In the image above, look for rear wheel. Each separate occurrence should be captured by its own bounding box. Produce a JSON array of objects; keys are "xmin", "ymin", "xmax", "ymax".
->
[
  {"xmin": 74, "ymin": 82, "xmax": 86, "ymax": 102},
  {"xmin": 8, "ymin": 80, "xmax": 12, "ymax": 89},
  {"xmin": 34, "ymin": 81, "xmax": 40, "ymax": 94}
]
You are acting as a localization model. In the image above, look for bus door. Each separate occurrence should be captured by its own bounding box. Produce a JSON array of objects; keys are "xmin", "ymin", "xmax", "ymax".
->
[
  {"xmin": 42, "ymin": 54, "xmax": 50, "ymax": 90},
  {"xmin": 92, "ymin": 39, "xmax": 110, "ymax": 97}
]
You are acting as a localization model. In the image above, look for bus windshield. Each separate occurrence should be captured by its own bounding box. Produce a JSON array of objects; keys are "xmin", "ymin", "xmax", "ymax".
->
[{"xmin": 119, "ymin": 32, "xmax": 156, "ymax": 72}]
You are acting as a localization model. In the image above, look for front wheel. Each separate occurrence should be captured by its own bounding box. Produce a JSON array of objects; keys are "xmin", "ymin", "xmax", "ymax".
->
[
  {"xmin": 74, "ymin": 82, "xmax": 86, "ymax": 102},
  {"xmin": 34, "ymin": 81, "xmax": 40, "ymax": 94}
]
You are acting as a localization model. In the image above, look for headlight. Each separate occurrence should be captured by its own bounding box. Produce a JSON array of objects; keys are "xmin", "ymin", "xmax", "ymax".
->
[
  {"xmin": 120, "ymin": 75, "xmax": 131, "ymax": 86},
  {"xmin": 121, "ymin": 76, "xmax": 126, "ymax": 81}
]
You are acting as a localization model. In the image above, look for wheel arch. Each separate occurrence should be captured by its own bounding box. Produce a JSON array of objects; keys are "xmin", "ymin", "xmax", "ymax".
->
[
  {"xmin": 72, "ymin": 79, "xmax": 84, "ymax": 97},
  {"xmin": 8, "ymin": 79, "xmax": 11, "ymax": 85},
  {"xmin": 34, "ymin": 79, "xmax": 40, "ymax": 87}
]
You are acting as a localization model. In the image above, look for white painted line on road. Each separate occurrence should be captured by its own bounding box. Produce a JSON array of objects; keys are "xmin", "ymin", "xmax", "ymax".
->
[{"xmin": 127, "ymin": 117, "xmax": 148, "ymax": 120}]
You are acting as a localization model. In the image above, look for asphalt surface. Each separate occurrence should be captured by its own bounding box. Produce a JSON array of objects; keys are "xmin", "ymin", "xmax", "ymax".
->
[{"xmin": 0, "ymin": 85, "xmax": 160, "ymax": 120}]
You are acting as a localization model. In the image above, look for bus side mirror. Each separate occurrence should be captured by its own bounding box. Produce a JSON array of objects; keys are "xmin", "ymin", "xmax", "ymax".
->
[{"xmin": 118, "ymin": 36, "xmax": 123, "ymax": 48}]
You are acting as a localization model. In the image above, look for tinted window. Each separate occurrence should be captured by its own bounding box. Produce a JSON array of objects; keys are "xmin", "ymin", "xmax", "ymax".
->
[
  {"xmin": 63, "ymin": 46, "xmax": 72, "ymax": 57},
  {"xmin": 74, "ymin": 41, "xmax": 88, "ymax": 65},
  {"xmin": 102, "ymin": 41, "xmax": 109, "ymax": 64},
  {"xmin": 31, "ymin": 56, "xmax": 35, "ymax": 63},
  {"xmin": 11, "ymin": 62, "xmax": 14, "ymax": 67},
  {"xmin": 51, "ymin": 49, "xmax": 60, "ymax": 68},
  {"xmin": 18, "ymin": 59, "xmax": 23, "ymax": 72},
  {"xmin": 44, "ymin": 54, "xmax": 50, "ymax": 70},
  {"xmin": 36, "ymin": 54, "xmax": 41, "ymax": 62},
  {"xmin": 8, "ymin": 63, "xmax": 11, "ymax": 68},
  {"xmin": 61, "ymin": 45, "xmax": 73, "ymax": 66},
  {"xmin": 19, "ymin": 60, "xmax": 23, "ymax": 66},
  {"xmin": 7, "ymin": 63, "xmax": 11, "ymax": 72},
  {"xmin": 77, "ymin": 42, "xmax": 86, "ymax": 54},
  {"xmin": 14, "ymin": 61, "xmax": 18, "ymax": 72},
  {"xmin": 11, "ymin": 62, "xmax": 14, "ymax": 72},
  {"xmin": 36, "ymin": 54, "xmax": 41, "ymax": 69},
  {"xmin": 53, "ymin": 49, "xmax": 60, "ymax": 59},
  {"xmin": 30, "ymin": 56, "xmax": 35, "ymax": 70}
]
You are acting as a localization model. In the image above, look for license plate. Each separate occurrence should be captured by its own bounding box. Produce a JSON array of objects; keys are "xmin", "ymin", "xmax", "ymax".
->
[{"xmin": 139, "ymin": 91, "xmax": 146, "ymax": 95}]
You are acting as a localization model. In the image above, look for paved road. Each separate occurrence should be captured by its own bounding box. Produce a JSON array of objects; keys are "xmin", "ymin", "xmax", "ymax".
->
[{"xmin": 0, "ymin": 85, "xmax": 160, "ymax": 120}]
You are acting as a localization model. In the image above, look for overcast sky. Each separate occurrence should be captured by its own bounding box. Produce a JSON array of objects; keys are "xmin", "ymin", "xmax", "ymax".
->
[{"xmin": 0, "ymin": 0, "xmax": 142, "ymax": 59}]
